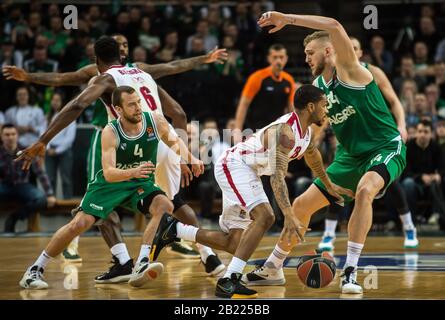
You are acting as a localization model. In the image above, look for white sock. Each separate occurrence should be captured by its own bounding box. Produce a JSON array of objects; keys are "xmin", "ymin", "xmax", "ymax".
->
[
  {"xmin": 110, "ymin": 243, "xmax": 131, "ymax": 265},
  {"xmin": 223, "ymin": 256, "xmax": 246, "ymax": 278},
  {"xmin": 324, "ymin": 219, "xmax": 338, "ymax": 237},
  {"xmin": 176, "ymin": 222, "xmax": 198, "ymax": 242},
  {"xmin": 70, "ymin": 236, "xmax": 79, "ymax": 247},
  {"xmin": 136, "ymin": 244, "xmax": 151, "ymax": 264},
  {"xmin": 196, "ymin": 243, "xmax": 215, "ymax": 263},
  {"xmin": 345, "ymin": 241, "xmax": 364, "ymax": 269},
  {"xmin": 33, "ymin": 250, "xmax": 52, "ymax": 270},
  {"xmin": 400, "ymin": 212, "xmax": 415, "ymax": 230},
  {"xmin": 264, "ymin": 244, "xmax": 290, "ymax": 269}
]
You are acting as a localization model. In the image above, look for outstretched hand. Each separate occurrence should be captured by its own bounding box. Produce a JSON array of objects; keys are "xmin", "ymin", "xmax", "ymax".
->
[
  {"xmin": 15, "ymin": 141, "xmax": 46, "ymax": 171},
  {"xmin": 205, "ymin": 47, "xmax": 228, "ymax": 64},
  {"xmin": 257, "ymin": 11, "xmax": 287, "ymax": 33},
  {"xmin": 2, "ymin": 65, "xmax": 28, "ymax": 81}
]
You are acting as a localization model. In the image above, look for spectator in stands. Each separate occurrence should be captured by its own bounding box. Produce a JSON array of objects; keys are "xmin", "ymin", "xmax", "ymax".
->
[
  {"xmin": 402, "ymin": 119, "xmax": 445, "ymax": 229},
  {"xmin": 156, "ymin": 29, "xmax": 180, "ymax": 63},
  {"xmin": 435, "ymin": 60, "xmax": 445, "ymax": 100},
  {"xmin": 399, "ymin": 79, "xmax": 418, "ymax": 115},
  {"xmin": 186, "ymin": 19, "xmax": 218, "ymax": 54},
  {"xmin": 138, "ymin": 16, "xmax": 160, "ymax": 56},
  {"xmin": 393, "ymin": 55, "xmax": 426, "ymax": 94},
  {"xmin": 42, "ymin": 16, "xmax": 69, "ymax": 60},
  {"xmin": 414, "ymin": 16, "xmax": 440, "ymax": 57},
  {"xmin": 413, "ymin": 41, "xmax": 430, "ymax": 72},
  {"xmin": 26, "ymin": 12, "xmax": 44, "ymax": 45},
  {"xmin": 5, "ymin": 86, "xmax": 47, "ymax": 148},
  {"xmin": 86, "ymin": 5, "xmax": 108, "ymax": 38},
  {"xmin": 24, "ymin": 46, "xmax": 58, "ymax": 73},
  {"xmin": 132, "ymin": 46, "xmax": 147, "ymax": 64},
  {"xmin": 0, "ymin": 124, "xmax": 56, "ymax": 232},
  {"xmin": 407, "ymin": 93, "xmax": 437, "ymax": 127},
  {"xmin": 214, "ymin": 35, "xmax": 244, "ymax": 82},
  {"xmin": 369, "ymin": 35, "xmax": 394, "ymax": 76},
  {"xmin": 0, "ymin": 111, "xmax": 4, "ymax": 130},
  {"xmin": 62, "ymin": 31, "xmax": 90, "ymax": 72},
  {"xmin": 234, "ymin": 3, "xmax": 257, "ymax": 46},
  {"xmin": 45, "ymin": 92, "xmax": 76, "ymax": 199},
  {"xmin": 77, "ymin": 42, "xmax": 95, "ymax": 69},
  {"xmin": 407, "ymin": 124, "xmax": 417, "ymax": 141},
  {"xmin": 206, "ymin": 7, "xmax": 221, "ymax": 38},
  {"xmin": 425, "ymin": 83, "xmax": 445, "ymax": 118},
  {"xmin": 0, "ymin": 37, "xmax": 23, "ymax": 68},
  {"xmin": 436, "ymin": 119, "xmax": 445, "ymax": 154},
  {"xmin": 435, "ymin": 38, "xmax": 445, "ymax": 63}
]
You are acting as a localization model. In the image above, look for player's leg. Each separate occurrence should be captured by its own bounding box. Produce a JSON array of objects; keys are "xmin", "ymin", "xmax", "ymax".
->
[
  {"xmin": 318, "ymin": 204, "xmax": 343, "ymax": 251},
  {"xmin": 243, "ymin": 184, "xmax": 330, "ymax": 286},
  {"xmin": 129, "ymin": 192, "xmax": 172, "ymax": 287},
  {"xmin": 20, "ymin": 211, "xmax": 96, "ymax": 289},
  {"xmin": 385, "ymin": 180, "xmax": 419, "ymax": 248},
  {"xmin": 155, "ymin": 141, "xmax": 224, "ymax": 275}
]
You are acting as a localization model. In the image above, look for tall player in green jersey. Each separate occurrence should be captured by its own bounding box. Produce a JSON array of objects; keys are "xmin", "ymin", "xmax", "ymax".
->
[{"xmin": 244, "ymin": 12, "xmax": 407, "ymax": 294}]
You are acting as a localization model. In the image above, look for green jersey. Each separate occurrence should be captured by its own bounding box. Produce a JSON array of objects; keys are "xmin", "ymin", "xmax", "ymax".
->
[
  {"xmin": 106, "ymin": 111, "xmax": 160, "ymax": 182},
  {"xmin": 314, "ymin": 70, "xmax": 400, "ymax": 157}
]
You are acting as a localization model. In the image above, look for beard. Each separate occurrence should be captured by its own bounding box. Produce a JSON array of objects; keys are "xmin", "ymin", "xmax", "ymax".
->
[
  {"xmin": 312, "ymin": 57, "xmax": 326, "ymax": 77},
  {"xmin": 123, "ymin": 114, "xmax": 142, "ymax": 124}
]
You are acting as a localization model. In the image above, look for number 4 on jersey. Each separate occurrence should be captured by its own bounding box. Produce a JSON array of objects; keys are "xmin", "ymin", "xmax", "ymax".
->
[{"xmin": 134, "ymin": 144, "xmax": 143, "ymax": 158}]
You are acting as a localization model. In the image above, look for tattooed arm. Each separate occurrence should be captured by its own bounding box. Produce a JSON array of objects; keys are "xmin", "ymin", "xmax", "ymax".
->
[{"xmin": 135, "ymin": 47, "xmax": 227, "ymax": 80}]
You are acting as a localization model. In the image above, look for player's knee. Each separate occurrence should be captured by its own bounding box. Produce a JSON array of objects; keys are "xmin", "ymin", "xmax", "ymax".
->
[
  {"xmin": 153, "ymin": 200, "xmax": 174, "ymax": 217},
  {"xmin": 356, "ymin": 184, "xmax": 378, "ymax": 203},
  {"xmin": 68, "ymin": 217, "xmax": 91, "ymax": 234}
]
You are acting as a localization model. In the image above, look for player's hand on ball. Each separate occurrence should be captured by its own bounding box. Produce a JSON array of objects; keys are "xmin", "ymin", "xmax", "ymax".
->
[
  {"xmin": 180, "ymin": 163, "xmax": 193, "ymax": 188},
  {"xmin": 282, "ymin": 212, "xmax": 310, "ymax": 244},
  {"xmin": 191, "ymin": 159, "xmax": 204, "ymax": 177},
  {"xmin": 132, "ymin": 162, "xmax": 155, "ymax": 179},
  {"xmin": 2, "ymin": 65, "xmax": 29, "ymax": 81},
  {"xmin": 325, "ymin": 182, "xmax": 354, "ymax": 206},
  {"xmin": 15, "ymin": 141, "xmax": 47, "ymax": 171},
  {"xmin": 258, "ymin": 11, "xmax": 287, "ymax": 33}
]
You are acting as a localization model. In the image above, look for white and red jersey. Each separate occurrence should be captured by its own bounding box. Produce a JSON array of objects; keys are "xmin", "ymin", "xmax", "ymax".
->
[
  {"xmin": 101, "ymin": 64, "xmax": 163, "ymax": 121},
  {"xmin": 224, "ymin": 112, "xmax": 312, "ymax": 176}
]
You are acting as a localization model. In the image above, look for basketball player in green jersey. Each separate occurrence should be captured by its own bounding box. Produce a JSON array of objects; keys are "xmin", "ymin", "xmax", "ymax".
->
[
  {"xmin": 6, "ymin": 34, "xmax": 227, "ymax": 279},
  {"xmin": 318, "ymin": 37, "xmax": 418, "ymax": 251},
  {"xmin": 244, "ymin": 12, "xmax": 407, "ymax": 294},
  {"xmin": 19, "ymin": 85, "xmax": 204, "ymax": 289}
]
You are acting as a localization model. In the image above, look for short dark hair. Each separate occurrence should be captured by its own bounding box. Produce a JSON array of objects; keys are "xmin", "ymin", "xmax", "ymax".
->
[
  {"xmin": 268, "ymin": 43, "xmax": 286, "ymax": 53},
  {"xmin": 94, "ymin": 36, "xmax": 120, "ymax": 64},
  {"xmin": 293, "ymin": 84, "xmax": 326, "ymax": 110},
  {"xmin": 1, "ymin": 123, "xmax": 17, "ymax": 134},
  {"xmin": 112, "ymin": 86, "xmax": 136, "ymax": 108},
  {"xmin": 418, "ymin": 118, "xmax": 433, "ymax": 131}
]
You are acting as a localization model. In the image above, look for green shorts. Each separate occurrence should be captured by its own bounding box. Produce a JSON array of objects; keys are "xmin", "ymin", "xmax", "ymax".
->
[
  {"xmin": 86, "ymin": 128, "xmax": 103, "ymax": 183},
  {"xmin": 80, "ymin": 171, "xmax": 164, "ymax": 219},
  {"xmin": 314, "ymin": 137, "xmax": 406, "ymax": 204}
]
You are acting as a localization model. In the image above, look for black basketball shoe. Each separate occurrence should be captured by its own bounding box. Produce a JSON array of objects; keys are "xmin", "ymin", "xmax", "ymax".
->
[
  {"xmin": 150, "ymin": 213, "xmax": 180, "ymax": 261},
  {"xmin": 202, "ymin": 254, "xmax": 226, "ymax": 277},
  {"xmin": 215, "ymin": 273, "xmax": 258, "ymax": 299},
  {"xmin": 94, "ymin": 256, "xmax": 133, "ymax": 284}
]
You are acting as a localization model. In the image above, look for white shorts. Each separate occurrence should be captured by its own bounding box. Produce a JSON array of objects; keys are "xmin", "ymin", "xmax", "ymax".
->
[
  {"xmin": 214, "ymin": 152, "xmax": 269, "ymax": 233},
  {"xmin": 155, "ymin": 140, "xmax": 181, "ymax": 200}
]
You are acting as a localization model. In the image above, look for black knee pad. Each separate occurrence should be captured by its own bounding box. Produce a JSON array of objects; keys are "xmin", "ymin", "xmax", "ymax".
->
[{"xmin": 172, "ymin": 194, "xmax": 186, "ymax": 212}]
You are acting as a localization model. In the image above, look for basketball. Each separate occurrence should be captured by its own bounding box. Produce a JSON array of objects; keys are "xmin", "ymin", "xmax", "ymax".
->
[{"xmin": 296, "ymin": 251, "xmax": 336, "ymax": 288}]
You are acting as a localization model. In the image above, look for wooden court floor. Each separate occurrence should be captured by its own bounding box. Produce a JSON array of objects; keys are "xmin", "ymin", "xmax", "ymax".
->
[{"xmin": 1, "ymin": 235, "xmax": 444, "ymax": 300}]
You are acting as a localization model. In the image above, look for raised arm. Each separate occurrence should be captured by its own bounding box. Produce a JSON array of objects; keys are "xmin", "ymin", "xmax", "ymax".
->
[
  {"xmin": 368, "ymin": 64, "xmax": 407, "ymax": 142},
  {"xmin": 2, "ymin": 64, "xmax": 97, "ymax": 86},
  {"xmin": 152, "ymin": 112, "xmax": 204, "ymax": 177},
  {"xmin": 258, "ymin": 11, "xmax": 372, "ymax": 84},
  {"xmin": 136, "ymin": 47, "xmax": 227, "ymax": 80},
  {"xmin": 15, "ymin": 74, "xmax": 114, "ymax": 170},
  {"xmin": 101, "ymin": 125, "xmax": 155, "ymax": 183}
]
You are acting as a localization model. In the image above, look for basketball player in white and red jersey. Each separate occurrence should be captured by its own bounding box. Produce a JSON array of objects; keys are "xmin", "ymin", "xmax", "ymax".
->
[
  {"xmin": 16, "ymin": 36, "xmax": 218, "ymax": 288},
  {"xmin": 151, "ymin": 84, "xmax": 353, "ymax": 298}
]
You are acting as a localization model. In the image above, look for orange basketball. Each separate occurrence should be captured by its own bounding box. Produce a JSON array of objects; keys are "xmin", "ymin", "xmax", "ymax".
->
[{"xmin": 296, "ymin": 251, "xmax": 336, "ymax": 288}]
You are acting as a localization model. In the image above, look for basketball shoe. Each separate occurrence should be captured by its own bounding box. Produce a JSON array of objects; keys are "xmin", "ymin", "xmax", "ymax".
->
[
  {"xmin": 167, "ymin": 240, "xmax": 200, "ymax": 259},
  {"xmin": 318, "ymin": 233, "xmax": 335, "ymax": 251},
  {"xmin": 19, "ymin": 265, "xmax": 48, "ymax": 289},
  {"xmin": 128, "ymin": 257, "xmax": 164, "ymax": 288},
  {"xmin": 62, "ymin": 241, "xmax": 82, "ymax": 263},
  {"xmin": 242, "ymin": 264, "xmax": 286, "ymax": 286},
  {"xmin": 94, "ymin": 256, "xmax": 133, "ymax": 284},
  {"xmin": 215, "ymin": 273, "xmax": 258, "ymax": 299},
  {"xmin": 403, "ymin": 227, "xmax": 419, "ymax": 248},
  {"xmin": 340, "ymin": 266, "xmax": 363, "ymax": 294}
]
